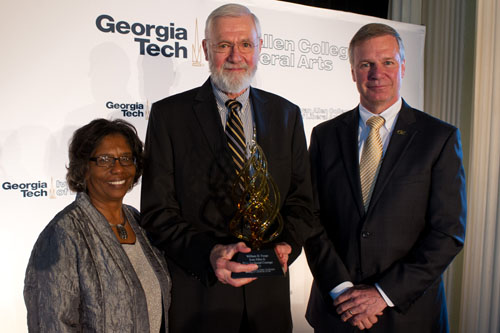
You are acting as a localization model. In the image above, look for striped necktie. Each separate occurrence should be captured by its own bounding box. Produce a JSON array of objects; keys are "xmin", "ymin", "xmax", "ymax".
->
[
  {"xmin": 360, "ymin": 116, "xmax": 385, "ymax": 210},
  {"xmin": 225, "ymin": 99, "xmax": 246, "ymax": 173}
]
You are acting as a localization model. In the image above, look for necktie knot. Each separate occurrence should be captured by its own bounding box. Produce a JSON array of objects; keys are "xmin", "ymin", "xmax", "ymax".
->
[
  {"xmin": 367, "ymin": 116, "xmax": 385, "ymax": 130},
  {"xmin": 225, "ymin": 99, "xmax": 242, "ymax": 113}
]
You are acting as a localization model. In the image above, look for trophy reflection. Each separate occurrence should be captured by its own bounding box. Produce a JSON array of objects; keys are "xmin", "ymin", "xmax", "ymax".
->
[{"xmin": 229, "ymin": 143, "xmax": 285, "ymax": 278}]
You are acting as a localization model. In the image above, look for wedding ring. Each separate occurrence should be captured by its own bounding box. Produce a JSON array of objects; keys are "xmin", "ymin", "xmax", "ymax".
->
[{"xmin": 348, "ymin": 309, "xmax": 353, "ymax": 316}]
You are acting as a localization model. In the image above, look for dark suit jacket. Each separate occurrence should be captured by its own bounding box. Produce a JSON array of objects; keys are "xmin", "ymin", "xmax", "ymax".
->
[
  {"xmin": 305, "ymin": 101, "xmax": 466, "ymax": 332},
  {"xmin": 140, "ymin": 78, "xmax": 313, "ymax": 333}
]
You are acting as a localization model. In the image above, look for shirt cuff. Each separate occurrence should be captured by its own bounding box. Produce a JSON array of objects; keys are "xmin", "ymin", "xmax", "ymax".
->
[
  {"xmin": 329, "ymin": 281, "xmax": 354, "ymax": 301},
  {"xmin": 375, "ymin": 283, "xmax": 394, "ymax": 307}
]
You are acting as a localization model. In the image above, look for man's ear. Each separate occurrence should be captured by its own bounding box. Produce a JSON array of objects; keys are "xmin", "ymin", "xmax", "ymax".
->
[{"xmin": 202, "ymin": 39, "xmax": 209, "ymax": 61}]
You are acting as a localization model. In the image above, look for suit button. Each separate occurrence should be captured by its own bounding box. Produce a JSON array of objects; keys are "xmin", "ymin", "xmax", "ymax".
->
[{"xmin": 361, "ymin": 231, "xmax": 371, "ymax": 238}]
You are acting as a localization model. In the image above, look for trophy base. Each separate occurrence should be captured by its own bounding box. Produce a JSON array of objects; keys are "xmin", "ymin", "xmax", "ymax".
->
[{"xmin": 231, "ymin": 248, "xmax": 285, "ymax": 278}]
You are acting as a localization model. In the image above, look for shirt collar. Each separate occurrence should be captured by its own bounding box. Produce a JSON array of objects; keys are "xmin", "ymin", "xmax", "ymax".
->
[{"xmin": 359, "ymin": 98, "xmax": 402, "ymax": 131}]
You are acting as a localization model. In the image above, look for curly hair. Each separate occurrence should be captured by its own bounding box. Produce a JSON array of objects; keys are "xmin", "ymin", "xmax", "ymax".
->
[{"xmin": 66, "ymin": 118, "xmax": 143, "ymax": 192}]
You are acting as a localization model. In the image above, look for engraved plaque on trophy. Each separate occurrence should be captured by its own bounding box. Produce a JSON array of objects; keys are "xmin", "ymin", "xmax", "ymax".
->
[{"xmin": 229, "ymin": 144, "xmax": 285, "ymax": 278}]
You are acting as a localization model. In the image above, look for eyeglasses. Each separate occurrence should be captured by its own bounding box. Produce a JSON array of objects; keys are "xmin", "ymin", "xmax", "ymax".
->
[
  {"xmin": 89, "ymin": 155, "xmax": 135, "ymax": 168},
  {"xmin": 210, "ymin": 40, "xmax": 258, "ymax": 54}
]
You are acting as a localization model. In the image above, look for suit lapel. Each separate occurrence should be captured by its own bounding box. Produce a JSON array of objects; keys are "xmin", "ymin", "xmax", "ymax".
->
[
  {"xmin": 250, "ymin": 87, "xmax": 270, "ymax": 152},
  {"xmin": 192, "ymin": 78, "xmax": 226, "ymax": 156},
  {"xmin": 368, "ymin": 101, "xmax": 417, "ymax": 211},
  {"xmin": 338, "ymin": 108, "xmax": 366, "ymax": 216}
]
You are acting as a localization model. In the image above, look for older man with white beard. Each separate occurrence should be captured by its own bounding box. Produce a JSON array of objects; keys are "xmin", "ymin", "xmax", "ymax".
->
[{"xmin": 140, "ymin": 3, "xmax": 314, "ymax": 333}]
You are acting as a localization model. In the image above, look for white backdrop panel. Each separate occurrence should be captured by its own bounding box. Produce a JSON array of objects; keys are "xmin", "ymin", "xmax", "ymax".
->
[{"xmin": 0, "ymin": 0, "xmax": 424, "ymax": 331}]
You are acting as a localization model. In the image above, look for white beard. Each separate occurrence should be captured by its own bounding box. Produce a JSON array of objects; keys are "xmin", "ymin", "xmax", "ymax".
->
[{"xmin": 209, "ymin": 61, "xmax": 257, "ymax": 94}]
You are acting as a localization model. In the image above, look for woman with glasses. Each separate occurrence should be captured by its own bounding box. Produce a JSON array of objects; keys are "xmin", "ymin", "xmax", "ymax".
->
[{"xmin": 24, "ymin": 118, "xmax": 171, "ymax": 332}]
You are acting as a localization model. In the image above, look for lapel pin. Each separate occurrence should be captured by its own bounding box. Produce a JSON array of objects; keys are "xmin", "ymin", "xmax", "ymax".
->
[{"xmin": 396, "ymin": 130, "xmax": 407, "ymax": 135}]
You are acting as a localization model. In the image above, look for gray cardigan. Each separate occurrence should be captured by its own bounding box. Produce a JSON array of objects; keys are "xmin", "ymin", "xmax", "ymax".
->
[{"xmin": 24, "ymin": 192, "xmax": 171, "ymax": 332}]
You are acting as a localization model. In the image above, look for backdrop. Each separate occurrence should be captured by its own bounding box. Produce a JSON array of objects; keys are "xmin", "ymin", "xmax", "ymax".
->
[{"xmin": 0, "ymin": 0, "xmax": 425, "ymax": 331}]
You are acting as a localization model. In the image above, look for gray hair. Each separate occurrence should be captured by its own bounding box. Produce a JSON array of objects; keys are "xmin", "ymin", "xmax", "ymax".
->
[
  {"xmin": 204, "ymin": 3, "xmax": 261, "ymax": 40},
  {"xmin": 348, "ymin": 23, "xmax": 405, "ymax": 64}
]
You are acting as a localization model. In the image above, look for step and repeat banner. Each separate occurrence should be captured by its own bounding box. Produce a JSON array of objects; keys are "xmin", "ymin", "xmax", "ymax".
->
[{"xmin": 0, "ymin": 0, "xmax": 424, "ymax": 331}]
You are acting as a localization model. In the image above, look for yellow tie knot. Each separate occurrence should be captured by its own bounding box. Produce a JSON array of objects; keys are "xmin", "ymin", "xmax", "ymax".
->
[{"xmin": 367, "ymin": 116, "xmax": 385, "ymax": 130}]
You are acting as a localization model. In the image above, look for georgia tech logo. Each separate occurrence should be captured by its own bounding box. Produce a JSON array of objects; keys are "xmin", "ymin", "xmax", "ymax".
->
[
  {"xmin": 96, "ymin": 14, "xmax": 188, "ymax": 58},
  {"xmin": 2, "ymin": 178, "xmax": 74, "ymax": 198},
  {"xmin": 106, "ymin": 101, "xmax": 147, "ymax": 118},
  {"xmin": 2, "ymin": 181, "xmax": 48, "ymax": 198}
]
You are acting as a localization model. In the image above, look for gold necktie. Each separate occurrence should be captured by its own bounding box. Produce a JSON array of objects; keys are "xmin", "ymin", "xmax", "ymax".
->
[
  {"xmin": 360, "ymin": 116, "xmax": 385, "ymax": 210},
  {"xmin": 225, "ymin": 99, "xmax": 246, "ymax": 173}
]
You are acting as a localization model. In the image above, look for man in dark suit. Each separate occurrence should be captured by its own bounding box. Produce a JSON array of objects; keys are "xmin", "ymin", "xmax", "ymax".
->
[
  {"xmin": 305, "ymin": 23, "xmax": 466, "ymax": 332},
  {"xmin": 140, "ymin": 4, "xmax": 313, "ymax": 333}
]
